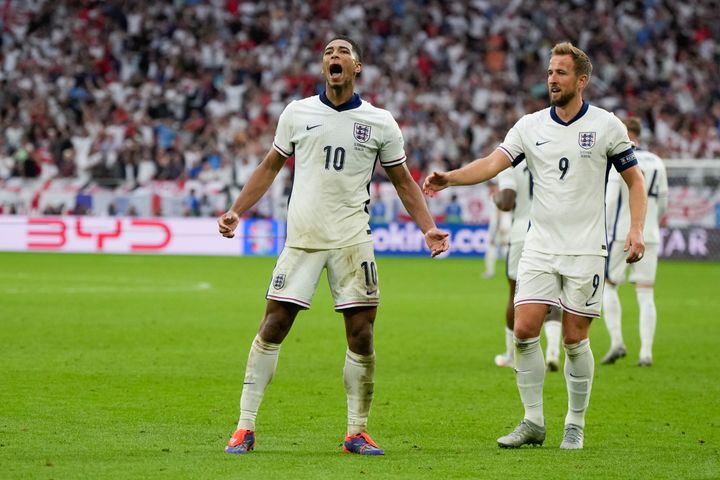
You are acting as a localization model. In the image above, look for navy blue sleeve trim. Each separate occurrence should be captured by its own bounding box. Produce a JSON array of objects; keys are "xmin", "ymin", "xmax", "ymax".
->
[
  {"xmin": 273, "ymin": 142, "xmax": 293, "ymax": 157},
  {"xmin": 609, "ymin": 147, "xmax": 637, "ymax": 172},
  {"xmin": 498, "ymin": 146, "xmax": 525, "ymax": 167},
  {"xmin": 380, "ymin": 155, "xmax": 406, "ymax": 167},
  {"xmin": 512, "ymin": 153, "xmax": 526, "ymax": 167}
]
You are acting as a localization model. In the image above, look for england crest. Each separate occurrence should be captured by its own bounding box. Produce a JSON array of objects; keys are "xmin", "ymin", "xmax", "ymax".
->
[
  {"xmin": 272, "ymin": 273, "xmax": 286, "ymax": 290},
  {"xmin": 578, "ymin": 131, "xmax": 596, "ymax": 149},
  {"xmin": 354, "ymin": 122, "xmax": 371, "ymax": 143}
]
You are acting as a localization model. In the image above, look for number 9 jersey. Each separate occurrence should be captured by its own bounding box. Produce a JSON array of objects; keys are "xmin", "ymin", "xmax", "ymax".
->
[
  {"xmin": 498, "ymin": 101, "xmax": 638, "ymax": 256},
  {"xmin": 272, "ymin": 92, "xmax": 407, "ymax": 249}
]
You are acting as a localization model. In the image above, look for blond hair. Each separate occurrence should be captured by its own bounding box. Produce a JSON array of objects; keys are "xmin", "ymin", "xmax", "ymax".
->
[
  {"xmin": 624, "ymin": 117, "xmax": 642, "ymax": 137},
  {"xmin": 551, "ymin": 42, "xmax": 593, "ymax": 77}
]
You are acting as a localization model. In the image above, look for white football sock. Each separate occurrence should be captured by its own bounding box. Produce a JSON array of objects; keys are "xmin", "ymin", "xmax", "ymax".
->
[
  {"xmin": 484, "ymin": 244, "xmax": 497, "ymax": 276},
  {"xmin": 636, "ymin": 287, "xmax": 656, "ymax": 359},
  {"xmin": 344, "ymin": 349, "xmax": 375, "ymax": 435},
  {"xmin": 514, "ymin": 336, "xmax": 545, "ymax": 426},
  {"xmin": 504, "ymin": 327, "xmax": 514, "ymax": 358},
  {"xmin": 564, "ymin": 339, "xmax": 594, "ymax": 428},
  {"xmin": 544, "ymin": 309, "xmax": 562, "ymax": 361},
  {"xmin": 602, "ymin": 283, "xmax": 624, "ymax": 348},
  {"xmin": 237, "ymin": 335, "xmax": 281, "ymax": 431}
]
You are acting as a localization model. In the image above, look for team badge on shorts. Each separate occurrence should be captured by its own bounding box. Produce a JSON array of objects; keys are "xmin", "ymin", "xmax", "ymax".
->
[
  {"xmin": 578, "ymin": 131, "xmax": 596, "ymax": 149},
  {"xmin": 354, "ymin": 123, "xmax": 371, "ymax": 143},
  {"xmin": 272, "ymin": 273, "xmax": 286, "ymax": 290}
]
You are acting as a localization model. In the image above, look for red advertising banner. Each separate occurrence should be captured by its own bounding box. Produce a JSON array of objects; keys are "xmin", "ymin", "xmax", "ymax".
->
[{"xmin": 0, "ymin": 216, "xmax": 242, "ymax": 255}]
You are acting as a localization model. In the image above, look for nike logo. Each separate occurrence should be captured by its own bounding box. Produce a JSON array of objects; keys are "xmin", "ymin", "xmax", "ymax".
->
[
  {"xmin": 306, "ymin": 124, "xmax": 322, "ymax": 130},
  {"xmin": 585, "ymin": 300, "xmax": 599, "ymax": 307},
  {"xmin": 535, "ymin": 140, "xmax": 551, "ymax": 146},
  {"xmin": 366, "ymin": 290, "xmax": 377, "ymax": 295}
]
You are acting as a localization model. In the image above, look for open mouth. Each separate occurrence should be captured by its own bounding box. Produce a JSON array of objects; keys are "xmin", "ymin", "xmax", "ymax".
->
[{"xmin": 329, "ymin": 64, "xmax": 342, "ymax": 79}]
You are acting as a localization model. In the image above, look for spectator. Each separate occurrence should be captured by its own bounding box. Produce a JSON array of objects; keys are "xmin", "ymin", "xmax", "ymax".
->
[
  {"xmin": 183, "ymin": 189, "xmax": 200, "ymax": 217},
  {"xmin": 445, "ymin": 194, "xmax": 463, "ymax": 225},
  {"xmin": 0, "ymin": 1, "xmax": 717, "ymax": 217}
]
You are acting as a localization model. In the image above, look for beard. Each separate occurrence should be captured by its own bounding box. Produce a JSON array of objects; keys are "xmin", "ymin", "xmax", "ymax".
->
[{"xmin": 550, "ymin": 88, "xmax": 577, "ymax": 107}]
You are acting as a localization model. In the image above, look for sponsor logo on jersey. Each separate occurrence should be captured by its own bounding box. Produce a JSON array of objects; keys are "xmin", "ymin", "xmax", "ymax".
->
[
  {"xmin": 272, "ymin": 273, "xmax": 286, "ymax": 290},
  {"xmin": 354, "ymin": 122, "xmax": 371, "ymax": 143},
  {"xmin": 578, "ymin": 131, "xmax": 596, "ymax": 149}
]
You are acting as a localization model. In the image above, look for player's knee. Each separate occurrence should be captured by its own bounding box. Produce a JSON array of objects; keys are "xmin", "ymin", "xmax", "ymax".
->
[
  {"xmin": 563, "ymin": 333, "xmax": 585, "ymax": 345},
  {"xmin": 258, "ymin": 320, "xmax": 290, "ymax": 344},
  {"xmin": 562, "ymin": 325, "xmax": 589, "ymax": 345},
  {"xmin": 259, "ymin": 303, "xmax": 298, "ymax": 343},
  {"xmin": 513, "ymin": 321, "xmax": 541, "ymax": 340},
  {"xmin": 347, "ymin": 327, "xmax": 374, "ymax": 355},
  {"xmin": 348, "ymin": 316, "xmax": 373, "ymax": 337}
]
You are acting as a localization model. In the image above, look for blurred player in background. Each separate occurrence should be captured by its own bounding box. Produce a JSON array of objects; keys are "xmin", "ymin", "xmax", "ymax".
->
[
  {"xmin": 424, "ymin": 42, "xmax": 646, "ymax": 450},
  {"xmin": 483, "ymin": 182, "xmax": 512, "ymax": 279},
  {"xmin": 493, "ymin": 167, "xmax": 562, "ymax": 371},
  {"xmin": 369, "ymin": 190, "xmax": 389, "ymax": 225},
  {"xmin": 602, "ymin": 117, "xmax": 668, "ymax": 367},
  {"xmin": 218, "ymin": 36, "xmax": 448, "ymax": 456}
]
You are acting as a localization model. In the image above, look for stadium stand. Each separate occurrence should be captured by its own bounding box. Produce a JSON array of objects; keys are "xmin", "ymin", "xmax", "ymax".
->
[{"xmin": 0, "ymin": 0, "xmax": 718, "ymax": 220}]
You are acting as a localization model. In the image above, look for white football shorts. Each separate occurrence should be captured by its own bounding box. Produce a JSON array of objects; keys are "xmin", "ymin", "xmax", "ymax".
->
[
  {"xmin": 514, "ymin": 248, "xmax": 606, "ymax": 318},
  {"xmin": 266, "ymin": 242, "xmax": 379, "ymax": 310},
  {"xmin": 606, "ymin": 241, "xmax": 658, "ymax": 286}
]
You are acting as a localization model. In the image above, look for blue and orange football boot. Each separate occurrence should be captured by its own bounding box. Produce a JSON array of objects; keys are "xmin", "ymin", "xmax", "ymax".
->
[
  {"xmin": 224, "ymin": 429, "xmax": 256, "ymax": 454},
  {"xmin": 343, "ymin": 432, "xmax": 384, "ymax": 455}
]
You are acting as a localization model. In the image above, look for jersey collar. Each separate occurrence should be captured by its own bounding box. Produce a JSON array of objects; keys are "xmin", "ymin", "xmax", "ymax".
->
[
  {"xmin": 320, "ymin": 90, "xmax": 362, "ymax": 111},
  {"xmin": 550, "ymin": 100, "xmax": 589, "ymax": 126}
]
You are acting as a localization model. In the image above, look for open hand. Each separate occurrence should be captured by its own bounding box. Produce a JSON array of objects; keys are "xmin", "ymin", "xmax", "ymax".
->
[
  {"xmin": 422, "ymin": 171, "xmax": 451, "ymax": 196},
  {"xmin": 425, "ymin": 227, "xmax": 450, "ymax": 257}
]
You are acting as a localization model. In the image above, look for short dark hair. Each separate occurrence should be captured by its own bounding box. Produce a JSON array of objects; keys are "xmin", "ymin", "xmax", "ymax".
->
[{"xmin": 326, "ymin": 35, "xmax": 363, "ymax": 63}]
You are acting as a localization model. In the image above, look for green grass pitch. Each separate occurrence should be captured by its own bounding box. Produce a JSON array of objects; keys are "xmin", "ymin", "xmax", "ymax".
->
[{"xmin": 1, "ymin": 252, "xmax": 718, "ymax": 479}]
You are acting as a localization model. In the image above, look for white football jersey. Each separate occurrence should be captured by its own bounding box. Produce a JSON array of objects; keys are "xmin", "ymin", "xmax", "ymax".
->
[
  {"xmin": 496, "ymin": 164, "xmax": 533, "ymax": 244},
  {"xmin": 606, "ymin": 148, "xmax": 668, "ymax": 245},
  {"xmin": 498, "ymin": 102, "xmax": 637, "ymax": 256},
  {"xmin": 273, "ymin": 92, "xmax": 406, "ymax": 249}
]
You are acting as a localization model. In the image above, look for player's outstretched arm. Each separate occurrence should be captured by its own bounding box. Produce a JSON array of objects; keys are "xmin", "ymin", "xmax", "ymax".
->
[
  {"xmin": 620, "ymin": 165, "xmax": 647, "ymax": 263},
  {"xmin": 422, "ymin": 149, "xmax": 511, "ymax": 196},
  {"xmin": 386, "ymin": 163, "xmax": 449, "ymax": 257},
  {"xmin": 218, "ymin": 148, "xmax": 287, "ymax": 238}
]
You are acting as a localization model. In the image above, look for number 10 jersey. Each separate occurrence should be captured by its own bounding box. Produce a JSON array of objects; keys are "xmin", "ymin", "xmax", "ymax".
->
[{"xmin": 273, "ymin": 92, "xmax": 406, "ymax": 249}]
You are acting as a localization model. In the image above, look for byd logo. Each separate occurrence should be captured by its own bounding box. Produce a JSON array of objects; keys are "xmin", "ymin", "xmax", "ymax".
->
[{"xmin": 27, "ymin": 217, "xmax": 172, "ymax": 251}]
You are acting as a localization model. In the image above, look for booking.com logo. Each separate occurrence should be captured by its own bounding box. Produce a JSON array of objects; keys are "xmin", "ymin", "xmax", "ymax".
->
[{"xmin": 372, "ymin": 223, "xmax": 489, "ymax": 256}]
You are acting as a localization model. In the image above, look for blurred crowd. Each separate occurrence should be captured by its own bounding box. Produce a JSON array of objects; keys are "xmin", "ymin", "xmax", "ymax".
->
[{"xmin": 0, "ymin": 0, "xmax": 718, "ymax": 217}]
